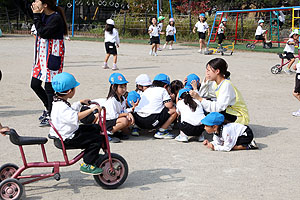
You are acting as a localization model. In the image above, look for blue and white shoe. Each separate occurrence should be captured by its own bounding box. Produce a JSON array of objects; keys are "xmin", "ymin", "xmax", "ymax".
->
[
  {"xmin": 154, "ymin": 130, "xmax": 174, "ymax": 139},
  {"xmin": 175, "ymin": 135, "xmax": 188, "ymax": 142},
  {"xmin": 131, "ymin": 128, "xmax": 140, "ymax": 136}
]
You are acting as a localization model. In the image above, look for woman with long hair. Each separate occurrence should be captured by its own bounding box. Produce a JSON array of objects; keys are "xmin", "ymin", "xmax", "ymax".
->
[{"xmin": 31, "ymin": 0, "xmax": 68, "ymax": 126}]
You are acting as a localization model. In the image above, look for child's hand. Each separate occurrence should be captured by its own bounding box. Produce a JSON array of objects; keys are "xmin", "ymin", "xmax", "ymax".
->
[
  {"xmin": 131, "ymin": 99, "xmax": 139, "ymax": 109},
  {"xmin": 80, "ymin": 99, "xmax": 91, "ymax": 105},
  {"xmin": 207, "ymin": 143, "xmax": 214, "ymax": 150},
  {"xmin": 93, "ymin": 105, "xmax": 101, "ymax": 113},
  {"xmin": 160, "ymin": 32, "xmax": 165, "ymax": 35},
  {"xmin": 189, "ymin": 90, "xmax": 201, "ymax": 100},
  {"xmin": 0, "ymin": 127, "xmax": 10, "ymax": 136},
  {"xmin": 127, "ymin": 113, "xmax": 134, "ymax": 125},
  {"xmin": 183, "ymin": 77, "xmax": 187, "ymax": 85},
  {"xmin": 116, "ymin": 44, "xmax": 119, "ymax": 48},
  {"xmin": 202, "ymin": 139, "xmax": 209, "ymax": 145},
  {"xmin": 191, "ymin": 80, "xmax": 198, "ymax": 90},
  {"xmin": 31, "ymin": 1, "xmax": 44, "ymax": 13}
]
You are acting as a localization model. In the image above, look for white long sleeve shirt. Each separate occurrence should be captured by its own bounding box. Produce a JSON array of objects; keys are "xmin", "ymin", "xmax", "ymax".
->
[
  {"xmin": 211, "ymin": 123, "xmax": 247, "ymax": 151},
  {"xmin": 199, "ymin": 79, "xmax": 216, "ymax": 99},
  {"xmin": 255, "ymin": 25, "xmax": 266, "ymax": 36},
  {"xmin": 166, "ymin": 25, "xmax": 176, "ymax": 36},
  {"xmin": 104, "ymin": 28, "xmax": 120, "ymax": 45},
  {"xmin": 176, "ymin": 99, "xmax": 205, "ymax": 126},
  {"xmin": 49, "ymin": 101, "xmax": 82, "ymax": 140},
  {"xmin": 103, "ymin": 96, "xmax": 127, "ymax": 120},
  {"xmin": 201, "ymin": 80, "xmax": 236, "ymax": 113}
]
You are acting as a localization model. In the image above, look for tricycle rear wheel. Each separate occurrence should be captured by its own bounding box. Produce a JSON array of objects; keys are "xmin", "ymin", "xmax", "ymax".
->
[
  {"xmin": 0, "ymin": 164, "xmax": 18, "ymax": 183},
  {"xmin": 94, "ymin": 153, "xmax": 128, "ymax": 189}
]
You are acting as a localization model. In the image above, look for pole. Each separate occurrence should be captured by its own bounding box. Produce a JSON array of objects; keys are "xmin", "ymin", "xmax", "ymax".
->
[
  {"xmin": 56, "ymin": 0, "xmax": 59, "ymax": 6},
  {"xmin": 234, "ymin": 13, "xmax": 239, "ymax": 44},
  {"xmin": 169, "ymin": 0, "xmax": 176, "ymax": 42},
  {"xmin": 157, "ymin": 0, "xmax": 160, "ymax": 18},
  {"xmin": 72, "ymin": 0, "xmax": 75, "ymax": 37},
  {"xmin": 123, "ymin": 12, "xmax": 126, "ymax": 35}
]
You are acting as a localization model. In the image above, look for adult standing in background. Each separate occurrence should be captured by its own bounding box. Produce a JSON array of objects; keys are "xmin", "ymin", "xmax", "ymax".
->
[{"xmin": 30, "ymin": 0, "xmax": 68, "ymax": 126}]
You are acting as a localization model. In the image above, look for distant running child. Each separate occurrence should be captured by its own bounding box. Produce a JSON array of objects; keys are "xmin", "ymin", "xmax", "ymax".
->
[
  {"xmin": 292, "ymin": 60, "xmax": 300, "ymax": 116},
  {"xmin": 133, "ymin": 73, "xmax": 177, "ymax": 139},
  {"xmin": 193, "ymin": 13, "xmax": 209, "ymax": 53},
  {"xmin": 163, "ymin": 18, "xmax": 176, "ymax": 50},
  {"xmin": 190, "ymin": 58, "xmax": 249, "ymax": 125},
  {"xmin": 175, "ymin": 88, "xmax": 205, "ymax": 143},
  {"xmin": 217, "ymin": 18, "xmax": 227, "ymax": 49},
  {"xmin": 103, "ymin": 73, "xmax": 135, "ymax": 142},
  {"xmin": 103, "ymin": 19, "xmax": 120, "ymax": 70},
  {"xmin": 149, "ymin": 17, "xmax": 163, "ymax": 56},
  {"xmin": 201, "ymin": 112, "xmax": 258, "ymax": 151},
  {"xmin": 283, "ymin": 29, "xmax": 299, "ymax": 74},
  {"xmin": 157, "ymin": 16, "xmax": 165, "ymax": 51},
  {"xmin": 50, "ymin": 72, "xmax": 103, "ymax": 175}
]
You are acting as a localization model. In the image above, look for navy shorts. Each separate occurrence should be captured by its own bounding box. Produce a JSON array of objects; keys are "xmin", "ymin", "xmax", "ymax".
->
[
  {"xmin": 166, "ymin": 35, "xmax": 175, "ymax": 42},
  {"xmin": 133, "ymin": 107, "xmax": 170, "ymax": 129},
  {"xmin": 198, "ymin": 32, "xmax": 206, "ymax": 39},
  {"xmin": 105, "ymin": 42, "xmax": 117, "ymax": 55},
  {"xmin": 150, "ymin": 36, "xmax": 160, "ymax": 45}
]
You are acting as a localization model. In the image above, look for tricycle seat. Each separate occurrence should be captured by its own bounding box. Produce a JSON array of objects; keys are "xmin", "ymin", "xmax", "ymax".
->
[
  {"xmin": 48, "ymin": 134, "xmax": 78, "ymax": 150},
  {"xmin": 8, "ymin": 129, "xmax": 48, "ymax": 146},
  {"xmin": 278, "ymin": 53, "xmax": 287, "ymax": 59}
]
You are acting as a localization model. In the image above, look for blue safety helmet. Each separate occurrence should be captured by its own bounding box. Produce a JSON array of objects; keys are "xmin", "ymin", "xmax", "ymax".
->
[
  {"xmin": 258, "ymin": 19, "xmax": 264, "ymax": 24},
  {"xmin": 185, "ymin": 73, "xmax": 200, "ymax": 89},
  {"xmin": 52, "ymin": 72, "xmax": 80, "ymax": 93},
  {"xmin": 153, "ymin": 73, "xmax": 171, "ymax": 85},
  {"xmin": 127, "ymin": 91, "xmax": 141, "ymax": 107},
  {"xmin": 199, "ymin": 13, "xmax": 205, "ymax": 18},
  {"xmin": 201, "ymin": 112, "xmax": 225, "ymax": 126},
  {"xmin": 109, "ymin": 73, "xmax": 129, "ymax": 85},
  {"xmin": 222, "ymin": 18, "xmax": 227, "ymax": 22},
  {"xmin": 178, "ymin": 88, "xmax": 191, "ymax": 100}
]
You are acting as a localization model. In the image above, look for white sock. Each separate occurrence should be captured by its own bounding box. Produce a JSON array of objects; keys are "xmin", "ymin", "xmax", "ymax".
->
[
  {"xmin": 104, "ymin": 62, "xmax": 107, "ymax": 66},
  {"xmin": 159, "ymin": 128, "xmax": 166, "ymax": 132}
]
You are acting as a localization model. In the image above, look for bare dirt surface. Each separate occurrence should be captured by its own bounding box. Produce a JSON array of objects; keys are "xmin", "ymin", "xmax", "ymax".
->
[{"xmin": 0, "ymin": 36, "xmax": 300, "ymax": 199}]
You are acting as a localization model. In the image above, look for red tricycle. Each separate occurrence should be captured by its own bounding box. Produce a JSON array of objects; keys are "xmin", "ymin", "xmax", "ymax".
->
[
  {"xmin": 271, "ymin": 51, "xmax": 300, "ymax": 74},
  {"xmin": 0, "ymin": 102, "xmax": 128, "ymax": 200}
]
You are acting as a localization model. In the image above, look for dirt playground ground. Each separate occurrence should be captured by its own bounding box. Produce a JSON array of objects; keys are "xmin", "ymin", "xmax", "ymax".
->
[{"xmin": 0, "ymin": 36, "xmax": 300, "ymax": 199}]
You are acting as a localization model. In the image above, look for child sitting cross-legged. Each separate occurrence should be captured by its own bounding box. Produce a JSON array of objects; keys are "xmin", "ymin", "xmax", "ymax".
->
[
  {"xmin": 201, "ymin": 112, "xmax": 258, "ymax": 151},
  {"xmin": 133, "ymin": 73, "xmax": 177, "ymax": 139},
  {"xmin": 50, "ymin": 72, "xmax": 103, "ymax": 175}
]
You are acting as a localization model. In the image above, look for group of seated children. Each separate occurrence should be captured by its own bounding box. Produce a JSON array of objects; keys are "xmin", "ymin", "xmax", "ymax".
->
[{"xmin": 49, "ymin": 58, "xmax": 258, "ymax": 175}]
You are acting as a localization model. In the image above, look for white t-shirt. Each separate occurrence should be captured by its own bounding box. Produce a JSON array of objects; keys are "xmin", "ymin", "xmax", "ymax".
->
[
  {"xmin": 49, "ymin": 101, "xmax": 81, "ymax": 140},
  {"xmin": 158, "ymin": 23, "xmax": 163, "ymax": 32},
  {"xmin": 201, "ymin": 80, "xmax": 236, "ymax": 113},
  {"xmin": 296, "ymin": 62, "xmax": 300, "ymax": 73},
  {"xmin": 103, "ymin": 96, "xmax": 127, "ymax": 120},
  {"xmin": 217, "ymin": 23, "xmax": 225, "ymax": 34},
  {"xmin": 176, "ymin": 99, "xmax": 205, "ymax": 126},
  {"xmin": 149, "ymin": 25, "xmax": 160, "ymax": 37},
  {"xmin": 195, "ymin": 21, "xmax": 209, "ymax": 33},
  {"xmin": 166, "ymin": 25, "xmax": 176, "ymax": 36},
  {"xmin": 104, "ymin": 28, "xmax": 120, "ymax": 45},
  {"xmin": 211, "ymin": 123, "xmax": 248, "ymax": 151},
  {"xmin": 135, "ymin": 87, "xmax": 171, "ymax": 117},
  {"xmin": 255, "ymin": 25, "xmax": 265, "ymax": 36},
  {"xmin": 284, "ymin": 38, "xmax": 295, "ymax": 53}
]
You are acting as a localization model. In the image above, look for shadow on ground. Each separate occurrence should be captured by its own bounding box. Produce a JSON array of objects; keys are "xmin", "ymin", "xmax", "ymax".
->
[{"xmin": 0, "ymin": 109, "xmax": 42, "ymax": 117}]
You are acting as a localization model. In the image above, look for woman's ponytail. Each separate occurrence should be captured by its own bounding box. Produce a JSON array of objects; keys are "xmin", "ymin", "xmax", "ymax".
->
[{"xmin": 55, "ymin": 6, "xmax": 68, "ymax": 35}]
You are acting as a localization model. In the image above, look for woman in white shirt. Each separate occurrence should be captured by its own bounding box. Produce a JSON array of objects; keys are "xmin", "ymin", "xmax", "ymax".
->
[
  {"xmin": 190, "ymin": 58, "xmax": 249, "ymax": 125},
  {"xmin": 103, "ymin": 19, "xmax": 120, "ymax": 70}
]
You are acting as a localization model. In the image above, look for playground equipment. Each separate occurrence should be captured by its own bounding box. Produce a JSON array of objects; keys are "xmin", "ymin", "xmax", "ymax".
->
[
  {"xmin": 204, "ymin": 42, "xmax": 235, "ymax": 55},
  {"xmin": 207, "ymin": 6, "xmax": 300, "ymax": 48},
  {"xmin": 0, "ymin": 102, "xmax": 128, "ymax": 200}
]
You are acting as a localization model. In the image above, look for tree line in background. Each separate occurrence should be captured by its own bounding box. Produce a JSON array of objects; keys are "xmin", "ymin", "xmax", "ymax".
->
[{"xmin": 1, "ymin": 0, "xmax": 299, "ymax": 17}]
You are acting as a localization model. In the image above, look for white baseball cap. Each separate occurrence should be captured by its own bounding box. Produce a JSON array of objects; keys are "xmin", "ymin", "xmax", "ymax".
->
[
  {"xmin": 135, "ymin": 74, "xmax": 152, "ymax": 86},
  {"xmin": 106, "ymin": 19, "xmax": 114, "ymax": 25}
]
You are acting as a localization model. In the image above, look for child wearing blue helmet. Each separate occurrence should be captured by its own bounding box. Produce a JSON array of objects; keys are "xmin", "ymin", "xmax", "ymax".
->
[
  {"xmin": 201, "ymin": 112, "xmax": 258, "ymax": 151},
  {"xmin": 217, "ymin": 18, "xmax": 227, "ymax": 48},
  {"xmin": 255, "ymin": 19, "xmax": 268, "ymax": 48},
  {"xmin": 193, "ymin": 13, "xmax": 209, "ymax": 53},
  {"xmin": 103, "ymin": 73, "xmax": 134, "ymax": 141},
  {"xmin": 133, "ymin": 73, "xmax": 177, "ymax": 139},
  {"xmin": 175, "ymin": 88, "xmax": 205, "ymax": 142},
  {"xmin": 50, "ymin": 72, "xmax": 103, "ymax": 175}
]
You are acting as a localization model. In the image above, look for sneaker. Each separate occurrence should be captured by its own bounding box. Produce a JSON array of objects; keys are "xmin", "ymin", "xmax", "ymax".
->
[
  {"xmin": 114, "ymin": 131, "xmax": 129, "ymax": 140},
  {"xmin": 39, "ymin": 118, "xmax": 50, "ymax": 127},
  {"xmin": 112, "ymin": 64, "xmax": 119, "ymax": 71},
  {"xmin": 175, "ymin": 135, "xmax": 188, "ymax": 142},
  {"xmin": 247, "ymin": 140, "xmax": 259, "ymax": 150},
  {"xmin": 103, "ymin": 64, "xmax": 109, "ymax": 69},
  {"xmin": 163, "ymin": 44, "xmax": 167, "ymax": 49},
  {"xmin": 39, "ymin": 110, "xmax": 48, "ymax": 121},
  {"xmin": 80, "ymin": 163, "xmax": 103, "ymax": 175},
  {"xmin": 284, "ymin": 68, "xmax": 292, "ymax": 75},
  {"xmin": 198, "ymin": 134, "xmax": 205, "ymax": 142},
  {"xmin": 198, "ymin": 49, "xmax": 202, "ymax": 53},
  {"xmin": 154, "ymin": 53, "xmax": 158, "ymax": 56},
  {"xmin": 108, "ymin": 136, "xmax": 121, "ymax": 143},
  {"xmin": 157, "ymin": 47, "xmax": 162, "ymax": 51},
  {"xmin": 154, "ymin": 130, "xmax": 174, "ymax": 139},
  {"xmin": 292, "ymin": 109, "xmax": 300, "ymax": 117},
  {"xmin": 169, "ymin": 46, "xmax": 173, "ymax": 50},
  {"xmin": 149, "ymin": 50, "xmax": 153, "ymax": 56},
  {"xmin": 131, "ymin": 128, "xmax": 140, "ymax": 136}
]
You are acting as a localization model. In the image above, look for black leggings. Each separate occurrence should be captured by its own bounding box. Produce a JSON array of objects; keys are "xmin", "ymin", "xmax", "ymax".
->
[{"xmin": 30, "ymin": 77, "xmax": 55, "ymax": 113}]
